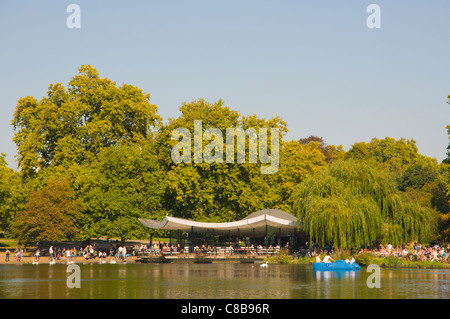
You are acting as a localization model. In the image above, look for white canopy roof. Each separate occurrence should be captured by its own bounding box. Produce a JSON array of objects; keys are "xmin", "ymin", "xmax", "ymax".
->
[{"xmin": 139, "ymin": 209, "xmax": 297, "ymax": 237}]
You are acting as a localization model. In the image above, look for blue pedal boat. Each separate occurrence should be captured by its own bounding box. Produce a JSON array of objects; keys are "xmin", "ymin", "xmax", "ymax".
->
[{"xmin": 312, "ymin": 260, "xmax": 361, "ymax": 271}]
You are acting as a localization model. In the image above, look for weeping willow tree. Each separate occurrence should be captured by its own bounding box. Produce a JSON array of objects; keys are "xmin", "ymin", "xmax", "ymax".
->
[{"xmin": 292, "ymin": 159, "xmax": 433, "ymax": 248}]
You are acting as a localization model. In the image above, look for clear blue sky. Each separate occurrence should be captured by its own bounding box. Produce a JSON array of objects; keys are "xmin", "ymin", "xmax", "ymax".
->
[{"xmin": 1, "ymin": 1, "xmax": 450, "ymax": 169}]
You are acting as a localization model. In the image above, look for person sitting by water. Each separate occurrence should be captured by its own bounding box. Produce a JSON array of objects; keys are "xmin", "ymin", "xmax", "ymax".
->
[
  {"xmin": 387, "ymin": 243, "xmax": 393, "ymax": 255},
  {"xmin": 323, "ymin": 253, "xmax": 335, "ymax": 263}
]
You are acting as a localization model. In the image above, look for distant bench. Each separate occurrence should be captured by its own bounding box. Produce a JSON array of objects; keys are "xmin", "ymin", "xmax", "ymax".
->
[{"xmin": 257, "ymin": 249, "xmax": 276, "ymax": 256}]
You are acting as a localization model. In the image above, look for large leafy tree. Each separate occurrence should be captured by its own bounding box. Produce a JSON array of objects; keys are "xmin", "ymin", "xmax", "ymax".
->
[
  {"xmin": 158, "ymin": 98, "xmax": 283, "ymax": 222},
  {"xmin": 0, "ymin": 153, "xmax": 27, "ymax": 232},
  {"xmin": 272, "ymin": 140, "xmax": 327, "ymax": 211},
  {"xmin": 10, "ymin": 65, "xmax": 164, "ymax": 242},
  {"xmin": 398, "ymin": 163, "xmax": 448, "ymax": 236},
  {"xmin": 345, "ymin": 137, "xmax": 436, "ymax": 172},
  {"xmin": 293, "ymin": 159, "xmax": 434, "ymax": 248},
  {"xmin": 11, "ymin": 179, "xmax": 84, "ymax": 242},
  {"xmin": 440, "ymin": 213, "xmax": 450, "ymax": 242},
  {"xmin": 398, "ymin": 163, "xmax": 439, "ymax": 191},
  {"xmin": 12, "ymin": 65, "xmax": 161, "ymax": 176},
  {"xmin": 346, "ymin": 137, "xmax": 450, "ymax": 242},
  {"xmin": 77, "ymin": 140, "xmax": 167, "ymax": 243},
  {"xmin": 157, "ymin": 98, "xmax": 326, "ymax": 222}
]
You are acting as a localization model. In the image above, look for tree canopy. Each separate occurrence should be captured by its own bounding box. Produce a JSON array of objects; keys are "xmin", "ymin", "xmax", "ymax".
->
[
  {"xmin": 2, "ymin": 66, "xmax": 449, "ymax": 247},
  {"xmin": 12, "ymin": 65, "xmax": 161, "ymax": 177},
  {"xmin": 11, "ymin": 179, "xmax": 84, "ymax": 242},
  {"xmin": 77, "ymin": 141, "xmax": 167, "ymax": 242},
  {"xmin": 158, "ymin": 98, "xmax": 326, "ymax": 222},
  {"xmin": 0, "ymin": 153, "xmax": 26, "ymax": 232}
]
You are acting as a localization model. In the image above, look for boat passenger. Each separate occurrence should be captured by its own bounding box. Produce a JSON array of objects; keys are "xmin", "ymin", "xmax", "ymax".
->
[{"xmin": 323, "ymin": 254, "xmax": 335, "ymax": 263}]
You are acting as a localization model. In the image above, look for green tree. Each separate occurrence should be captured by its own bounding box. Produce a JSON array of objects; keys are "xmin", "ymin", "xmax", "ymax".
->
[
  {"xmin": 157, "ymin": 98, "xmax": 326, "ymax": 223},
  {"xmin": 12, "ymin": 65, "xmax": 161, "ymax": 177},
  {"xmin": 78, "ymin": 140, "xmax": 167, "ymax": 243},
  {"xmin": 293, "ymin": 159, "xmax": 434, "ymax": 248},
  {"xmin": 440, "ymin": 213, "xmax": 450, "ymax": 241},
  {"xmin": 0, "ymin": 153, "xmax": 27, "ymax": 232},
  {"xmin": 272, "ymin": 140, "xmax": 326, "ymax": 211},
  {"xmin": 397, "ymin": 161, "xmax": 450, "ymax": 241},
  {"xmin": 346, "ymin": 137, "xmax": 435, "ymax": 172},
  {"xmin": 398, "ymin": 163, "xmax": 438, "ymax": 191}
]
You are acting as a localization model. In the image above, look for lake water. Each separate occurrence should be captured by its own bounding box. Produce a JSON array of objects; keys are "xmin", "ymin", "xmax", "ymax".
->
[{"xmin": 0, "ymin": 263, "xmax": 448, "ymax": 299}]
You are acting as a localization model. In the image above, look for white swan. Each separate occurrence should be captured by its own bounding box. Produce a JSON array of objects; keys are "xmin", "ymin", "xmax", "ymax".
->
[
  {"xmin": 260, "ymin": 261, "xmax": 269, "ymax": 268},
  {"xmin": 49, "ymin": 261, "xmax": 56, "ymax": 265},
  {"xmin": 109, "ymin": 259, "xmax": 117, "ymax": 264},
  {"xmin": 32, "ymin": 260, "xmax": 39, "ymax": 265},
  {"xmin": 67, "ymin": 260, "xmax": 75, "ymax": 264}
]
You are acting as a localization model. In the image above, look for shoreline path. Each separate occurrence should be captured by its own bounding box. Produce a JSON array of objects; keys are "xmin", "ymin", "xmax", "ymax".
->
[{"xmin": 0, "ymin": 253, "xmax": 140, "ymax": 265}]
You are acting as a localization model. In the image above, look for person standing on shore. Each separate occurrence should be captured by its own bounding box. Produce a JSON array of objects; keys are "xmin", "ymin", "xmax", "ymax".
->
[
  {"xmin": 49, "ymin": 246, "xmax": 54, "ymax": 261},
  {"xmin": 387, "ymin": 243, "xmax": 393, "ymax": 255},
  {"xmin": 5, "ymin": 249, "xmax": 10, "ymax": 262}
]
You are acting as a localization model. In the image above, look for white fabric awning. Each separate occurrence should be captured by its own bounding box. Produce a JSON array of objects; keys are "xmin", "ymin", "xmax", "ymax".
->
[{"xmin": 139, "ymin": 209, "xmax": 297, "ymax": 237}]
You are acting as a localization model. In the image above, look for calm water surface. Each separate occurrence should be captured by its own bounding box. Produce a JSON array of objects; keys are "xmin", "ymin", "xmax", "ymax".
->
[{"xmin": 0, "ymin": 263, "xmax": 448, "ymax": 299}]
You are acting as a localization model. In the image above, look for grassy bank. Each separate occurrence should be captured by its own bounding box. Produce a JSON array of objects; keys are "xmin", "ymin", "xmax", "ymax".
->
[{"xmin": 0, "ymin": 239, "xmax": 20, "ymax": 248}]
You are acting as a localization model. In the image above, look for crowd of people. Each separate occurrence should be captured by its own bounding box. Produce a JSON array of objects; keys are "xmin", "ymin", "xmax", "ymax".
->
[
  {"xmin": 4, "ymin": 247, "xmax": 23, "ymax": 262},
  {"xmin": 132, "ymin": 242, "xmax": 285, "ymax": 256},
  {"xmin": 303, "ymin": 242, "xmax": 450, "ymax": 264},
  {"xmin": 359, "ymin": 243, "xmax": 450, "ymax": 263},
  {"xmin": 3, "ymin": 242, "xmax": 134, "ymax": 263},
  {"xmin": 134, "ymin": 242, "xmax": 180, "ymax": 255}
]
